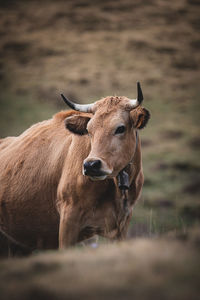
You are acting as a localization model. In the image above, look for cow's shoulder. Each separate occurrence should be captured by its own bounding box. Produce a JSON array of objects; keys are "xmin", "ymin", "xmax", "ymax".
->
[{"xmin": 0, "ymin": 137, "xmax": 16, "ymax": 152}]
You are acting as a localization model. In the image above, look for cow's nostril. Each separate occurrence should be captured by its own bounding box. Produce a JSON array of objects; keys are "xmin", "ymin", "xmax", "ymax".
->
[
  {"xmin": 84, "ymin": 160, "xmax": 101, "ymax": 174},
  {"xmin": 90, "ymin": 160, "xmax": 101, "ymax": 170}
]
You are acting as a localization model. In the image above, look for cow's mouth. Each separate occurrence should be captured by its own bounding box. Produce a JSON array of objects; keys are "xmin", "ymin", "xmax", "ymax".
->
[
  {"xmin": 83, "ymin": 169, "xmax": 109, "ymax": 181},
  {"xmin": 84, "ymin": 170, "xmax": 108, "ymax": 180},
  {"xmin": 89, "ymin": 175, "xmax": 107, "ymax": 181}
]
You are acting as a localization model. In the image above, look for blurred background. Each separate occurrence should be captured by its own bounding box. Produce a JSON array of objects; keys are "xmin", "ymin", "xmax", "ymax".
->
[{"xmin": 0, "ymin": 0, "xmax": 199, "ymax": 238}]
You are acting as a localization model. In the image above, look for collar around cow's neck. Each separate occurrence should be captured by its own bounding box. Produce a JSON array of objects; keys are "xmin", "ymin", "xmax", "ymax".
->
[{"xmin": 117, "ymin": 130, "xmax": 138, "ymax": 191}]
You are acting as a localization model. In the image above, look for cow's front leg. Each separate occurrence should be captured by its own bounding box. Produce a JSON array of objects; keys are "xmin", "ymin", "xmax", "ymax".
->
[{"xmin": 59, "ymin": 202, "xmax": 80, "ymax": 249}]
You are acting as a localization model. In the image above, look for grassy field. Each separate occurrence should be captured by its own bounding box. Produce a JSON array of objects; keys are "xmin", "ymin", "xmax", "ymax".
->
[{"xmin": 0, "ymin": 0, "xmax": 199, "ymax": 298}]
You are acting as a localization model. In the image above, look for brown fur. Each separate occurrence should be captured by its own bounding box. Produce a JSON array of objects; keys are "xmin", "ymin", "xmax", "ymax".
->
[
  {"xmin": 0, "ymin": 97, "xmax": 150, "ymax": 255},
  {"xmin": 0, "ymin": 137, "xmax": 16, "ymax": 151}
]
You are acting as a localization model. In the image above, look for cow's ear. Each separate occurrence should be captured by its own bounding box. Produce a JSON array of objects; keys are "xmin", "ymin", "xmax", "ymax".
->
[
  {"xmin": 130, "ymin": 107, "xmax": 150, "ymax": 129},
  {"xmin": 65, "ymin": 115, "xmax": 91, "ymax": 135}
]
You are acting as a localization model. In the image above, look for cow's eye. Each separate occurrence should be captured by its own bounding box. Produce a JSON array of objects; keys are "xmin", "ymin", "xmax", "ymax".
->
[{"xmin": 115, "ymin": 125, "xmax": 126, "ymax": 135}]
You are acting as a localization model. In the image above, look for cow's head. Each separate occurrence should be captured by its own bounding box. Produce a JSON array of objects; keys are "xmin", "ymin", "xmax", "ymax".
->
[{"xmin": 62, "ymin": 83, "xmax": 150, "ymax": 180}]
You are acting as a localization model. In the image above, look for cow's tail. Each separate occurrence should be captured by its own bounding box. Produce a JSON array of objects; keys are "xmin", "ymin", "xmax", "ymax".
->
[{"xmin": 0, "ymin": 227, "xmax": 32, "ymax": 256}]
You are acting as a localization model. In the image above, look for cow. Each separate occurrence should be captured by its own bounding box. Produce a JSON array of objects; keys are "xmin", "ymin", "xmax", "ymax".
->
[{"xmin": 0, "ymin": 82, "xmax": 150, "ymax": 255}]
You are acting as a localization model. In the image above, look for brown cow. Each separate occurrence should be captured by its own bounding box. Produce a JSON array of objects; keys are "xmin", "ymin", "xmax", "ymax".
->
[{"xmin": 0, "ymin": 83, "xmax": 150, "ymax": 255}]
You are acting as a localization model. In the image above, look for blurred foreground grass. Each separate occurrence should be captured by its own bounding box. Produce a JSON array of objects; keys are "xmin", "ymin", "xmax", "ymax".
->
[{"xmin": 1, "ymin": 236, "xmax": 200, "ymax": 300}]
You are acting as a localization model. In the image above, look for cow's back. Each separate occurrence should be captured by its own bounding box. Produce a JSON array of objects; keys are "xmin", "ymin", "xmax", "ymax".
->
[{"xmin": 0, "ymin": 136, "xmax": 16, "ymax": 151}]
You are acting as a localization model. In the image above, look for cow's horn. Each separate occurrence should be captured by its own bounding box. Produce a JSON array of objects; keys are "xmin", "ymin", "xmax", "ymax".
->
[
  {"xmin": 61, "ymin": 94, "xmax": 94, "ymax": 113},
  {"xmin": 129, "ymin": 82, "xmax": 144, "ymax": 108}
]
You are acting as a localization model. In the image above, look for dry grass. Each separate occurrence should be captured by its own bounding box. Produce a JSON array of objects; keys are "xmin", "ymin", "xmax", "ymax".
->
[{"xmin": 0, "ymin": 235, "xmax": 200, "ymax": 300}]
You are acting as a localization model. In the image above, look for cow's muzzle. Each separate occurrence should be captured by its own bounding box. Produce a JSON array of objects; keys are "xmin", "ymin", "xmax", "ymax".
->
[
  {"xmin": 83, "ymin": 158, "xmax": 112, "ymax": 180},
  {"xmin": 83, "ymin": 159, "xmax": 102, "ymax": 176}
]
